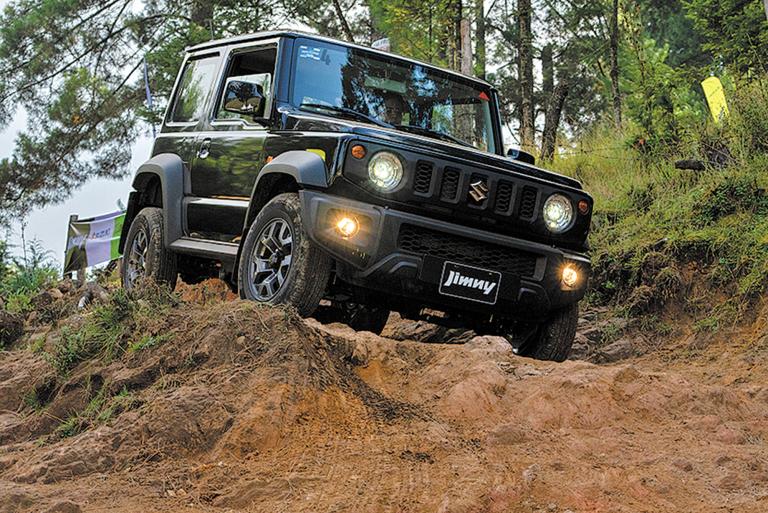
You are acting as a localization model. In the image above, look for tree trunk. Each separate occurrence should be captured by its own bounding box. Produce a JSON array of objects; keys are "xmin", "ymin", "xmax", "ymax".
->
[
  {"xmin": 609, "ymin": 0, "xmax": 622, "ymax": 129},
  {"xmin": 474, "ymin": 0, "xmax": 486, "ymax": 79},
  {"xmin": 540, "ymin": 81, "xmax": 569, "ymax": 161},
  {"xmin": 541, "ymin": 44, "xmax": 554, "ymax": 101},
  {"xmin": 190, "ymin": 1, "xmax": 213, "ymax": 28},
  {"xmin": 460, "ymin": 18, "xmax": 472, "ymax": 75},
  {"xmin": 764, "ymin": 0, "xmax": 768, "ymax": 21},
  {"xmin": 332, "ymin": 0, "xmax": 356, "ymax": 42},
  {"xmin": 518, "ymin": 0, "xmax": 535, "ymax": 149},
  {"xmin": 451, "ymin": 0, "xmax": 463, "ymax": 71}
]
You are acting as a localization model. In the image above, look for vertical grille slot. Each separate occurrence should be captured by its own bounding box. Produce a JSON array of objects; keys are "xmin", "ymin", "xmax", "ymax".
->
[
  {"xmin": 440, "ymin": 167, "xmax": 461, "ymax": 201},
  {"xmin": 519, "ymin": 186, "xmax": 538, "ymax": 219},
  {"xmin": 414, "ymin": 161, "xmax": 434, "ymax": 195},
  {"xmin": 494, "ymin": 180, "xmax": 515, "ymax": 215}
]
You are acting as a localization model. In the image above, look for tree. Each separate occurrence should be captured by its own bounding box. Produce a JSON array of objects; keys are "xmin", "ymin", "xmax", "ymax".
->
[
  {"xmin": 517, "ymin": 0, "xmax": 536, "ymax": 148},
  {"xmin": 474, "ymin": 0, "xmax": 487, "ymax": 79},
  {"xmin": 609, "ymin": 0, "xmax": 622, "ymax": 129},
  {"xmin": 0, "ymin": 0, "xmax": 366, "ymax": 224},
  {"xmin": 684, "ymin": 0, "xmax": 768, "ymax": 73},
  {"xmin": 540, "ymin": 80, "xmax": 569, "ymax": 160}
]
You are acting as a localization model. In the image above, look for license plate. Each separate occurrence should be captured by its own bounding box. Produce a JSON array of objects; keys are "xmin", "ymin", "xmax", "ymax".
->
[{"xmin": 439, "ymin": 261, "xmax": 501, "ymax": 305}]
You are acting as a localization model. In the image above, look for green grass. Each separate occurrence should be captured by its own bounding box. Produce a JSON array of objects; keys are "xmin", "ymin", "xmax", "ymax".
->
[
  {"xmin": 44, "ymin": 285, "xmax": 177, "ymax": 375},
  {"xmin": 55, "ymin": 386, "xmax": 138, "ymax": 439},
  {"xmin": 548, "ymin": 83, "xmax": 768, "ymax": 329}
]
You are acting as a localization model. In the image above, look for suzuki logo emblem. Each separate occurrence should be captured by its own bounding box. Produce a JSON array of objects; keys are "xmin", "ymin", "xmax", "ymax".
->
[{"xmin": 469, "ymin": 180, "xmax": 489, "ymax": 203}]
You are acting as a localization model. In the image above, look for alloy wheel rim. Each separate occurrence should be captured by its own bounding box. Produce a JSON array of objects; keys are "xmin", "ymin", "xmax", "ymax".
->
[
  {"xmin": 249, "ymin": 218, "xmax": 293, "ymax": 300},
  {"xmin": 126, "ymin": 228, "xmax": 149, "ymax": 288}
]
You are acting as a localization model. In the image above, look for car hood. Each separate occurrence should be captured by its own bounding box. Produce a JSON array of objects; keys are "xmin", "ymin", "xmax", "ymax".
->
[{"xmin": 283, "ymin": 110, "xmax": 583, "ymax": 190}]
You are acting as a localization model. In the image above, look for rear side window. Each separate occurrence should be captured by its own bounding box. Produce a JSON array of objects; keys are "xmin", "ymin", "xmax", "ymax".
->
[{"xmin": 170, "ymin": 55, "xmax": 220, "ymax": 123}]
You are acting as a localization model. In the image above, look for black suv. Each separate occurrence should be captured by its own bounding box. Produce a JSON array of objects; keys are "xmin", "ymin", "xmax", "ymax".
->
[{"xmin": 120, "ymin": 31, "xmax": 593, "ymax": 361}]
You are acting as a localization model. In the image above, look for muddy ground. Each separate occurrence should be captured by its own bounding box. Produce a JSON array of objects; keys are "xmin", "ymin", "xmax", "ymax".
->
[{"xmin": 0, "ymin": 281, "xmax": 767, "ymax": 512}]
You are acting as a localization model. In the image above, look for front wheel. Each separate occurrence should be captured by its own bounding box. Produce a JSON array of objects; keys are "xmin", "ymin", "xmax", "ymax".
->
[
  {"xmin": 237, "ymin": 193, "xmax": 331, "ymax": 317},
  {"xmin": 507, "ymin": 304, "xmax": 579, "ymax": 362},
  {"xmin": 121, "ymin": 207, "xmax": 178, "ymax": 291}
]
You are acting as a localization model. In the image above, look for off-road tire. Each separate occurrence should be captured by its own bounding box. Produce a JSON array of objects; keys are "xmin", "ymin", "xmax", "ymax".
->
[
  {"xmin": 519, "ymin": 303, "xmax": 578, "ymax": 362},
  {"xmin": 121, "ymin": 207, "xmax": 178, "ymax": 291},
  {"xmin": 238, "ymin": 193, "xmax": 331, "ymax": 317}
]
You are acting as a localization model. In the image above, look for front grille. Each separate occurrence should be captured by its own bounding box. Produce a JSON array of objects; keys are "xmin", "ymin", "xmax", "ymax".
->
[
  {"xmin": 495, "ymin": 181, "xmax": 515, "ymax": 214},
  {"xmin": 398, "ymin": 224, "xmax": 538, "ymax": 277},
  {"xmin": 519, "ymin": 186, "xmax": 538, "ymax": 218},
  {"xmin": 440, "ymin": 167, "xmax": 461, "ymax": 200},
  {"xmin": 414, "ymin": 161, "xmax": 433, "ymax": 194},
  {"xmin": 412, "ymin": 160, "xmax": 540, "ymax": 222}
]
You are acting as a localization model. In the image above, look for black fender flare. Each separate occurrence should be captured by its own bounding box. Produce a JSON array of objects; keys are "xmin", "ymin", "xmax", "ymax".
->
[
  {"xmin": 120, "ymin": 153, "xmax": 186, "ymax": 251},
  {"xmin": 234, "ymin": 150, "xmax": 329, "ymax": 281},
  {"xmin": 241, "ymin": 150, "xmax": 328, "ymax": 230}
]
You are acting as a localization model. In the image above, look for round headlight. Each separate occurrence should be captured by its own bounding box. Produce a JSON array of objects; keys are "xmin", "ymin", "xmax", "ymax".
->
[
  {"xmin": 542, "ymin": 194, "xmax": 574, "ymax": 233},
  {"xmin": 368, "ymin": 151, "xmax": 403, "ymax": 192}
]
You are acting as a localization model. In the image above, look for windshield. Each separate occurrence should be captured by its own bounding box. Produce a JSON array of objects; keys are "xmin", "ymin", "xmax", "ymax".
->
[{"xmin": 291, "ymin": 39, "xmax": 497, "ymax": 153}]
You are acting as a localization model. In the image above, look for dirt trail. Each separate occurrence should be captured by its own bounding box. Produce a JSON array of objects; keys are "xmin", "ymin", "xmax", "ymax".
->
[{"xmin": 1, "ymin": 285, "xmax": 767, "ymax": 513}]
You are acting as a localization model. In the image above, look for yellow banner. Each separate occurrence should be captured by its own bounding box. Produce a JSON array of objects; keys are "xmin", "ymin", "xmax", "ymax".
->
[{"xmin": 701, "ymin": 77, "xmax": 729, "ymax": 125}]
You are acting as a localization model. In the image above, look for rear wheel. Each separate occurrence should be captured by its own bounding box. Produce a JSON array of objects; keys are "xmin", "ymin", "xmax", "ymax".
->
[
  {"xmin": 121, "ymin": 207, "xmax": 178, "ymax": 291},
  {"xmin": 238, "ymin": 193, "xmax": 331, "ymax": 316},
  {"xmin": 507, "ymin": 304, "xmax": 578, "ymax": 362}
]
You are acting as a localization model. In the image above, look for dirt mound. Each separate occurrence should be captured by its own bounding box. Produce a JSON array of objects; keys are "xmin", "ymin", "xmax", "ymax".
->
[{"xmin": 1, "ymin": 284, "xmax": 767, "ymax": 512}]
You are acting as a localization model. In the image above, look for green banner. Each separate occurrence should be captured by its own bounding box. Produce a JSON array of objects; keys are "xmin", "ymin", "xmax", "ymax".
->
[{"xmin": 63, "ymin": 211, "xmax": 125, "ymax": 274}]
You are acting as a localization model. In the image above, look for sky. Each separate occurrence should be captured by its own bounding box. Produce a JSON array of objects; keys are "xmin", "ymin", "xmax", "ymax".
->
[{"xmin": 0, "ymin": 0, "xmax": 152, "ymax": 266}]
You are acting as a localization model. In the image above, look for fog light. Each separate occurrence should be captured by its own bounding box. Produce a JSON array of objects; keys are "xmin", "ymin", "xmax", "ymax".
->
[
  {"xmin": 335, "ymin": 216, "xmax": 359, "ymax": 238},
  {"xmin": 562, "ymin": 265, "xmax": 579, "ymax": 287}
]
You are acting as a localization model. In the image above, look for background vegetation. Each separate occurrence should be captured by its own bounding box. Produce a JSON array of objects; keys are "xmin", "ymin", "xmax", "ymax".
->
[{"xmin": 0, "ymin": 0, "xmax": 766, "ymax": 326}]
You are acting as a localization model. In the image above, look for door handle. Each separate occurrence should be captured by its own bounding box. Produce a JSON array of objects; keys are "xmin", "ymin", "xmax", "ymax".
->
[{"xmin": 197, "ymin": 138, "xmax": 211, "ymax": 159}]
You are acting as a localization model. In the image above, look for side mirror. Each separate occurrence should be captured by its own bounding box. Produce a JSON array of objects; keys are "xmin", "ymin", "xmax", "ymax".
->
[
  {"xmin": 223, "ymin": 79, "xmax": 265, "ymax": 116},
  {"xmin": 507, "ymin": 148, "xmax": 536, "ymax": 165}
]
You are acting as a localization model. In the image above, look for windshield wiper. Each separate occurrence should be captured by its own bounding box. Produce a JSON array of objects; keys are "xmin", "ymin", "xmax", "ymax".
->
[
  {"xmin": 395, "ymin": 124, "xmax": 474, "ymax": 148},
  {"xmin": 299, "ymin": 103, "xmax": 393, "ymax": 129}
]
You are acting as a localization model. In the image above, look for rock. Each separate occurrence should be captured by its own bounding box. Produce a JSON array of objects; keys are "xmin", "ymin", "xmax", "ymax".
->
[
  {"xmin": 672, "ymin": 458, "xmax": 693, "ymax": 472},
  {"xmin": 628, "ymin": 285, "xmax": 655, "ymax": 315},
  {"xmin": 522, "ymin": 463, "xmax": 540, "ymax": 485},
  {"xmin": 594, "ymin": 337, "xmax": 635, "ymax": 363},
  {"xmin": 0, "ymin": 310, "xmax": 23, "ymax": 348},
  {"xmin": 45, "ymin": 501, "xmax": 82, "ymax": 513},
  {"xmin": 77, "ymin": 282, "xmax": 109, "ymax": 309},
  {"xmin": 714, "ymin": 425, "xmax": 745, "ymax": 445},
  {"xmin": 48, "ymin": 288, "xmax": 64, "ymax": 300},
  {"xmin": 718, "ymin": 472, "xmax": 744, "ymax": 491},
  {"xmin": 569, "ymin": 332, "xmax": 590, "ymax": 360}
]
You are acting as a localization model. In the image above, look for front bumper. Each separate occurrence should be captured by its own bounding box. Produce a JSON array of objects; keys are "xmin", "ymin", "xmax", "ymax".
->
[{"xmin": 300, "ymin": 191, "xmax": 590, "ymax": 321}]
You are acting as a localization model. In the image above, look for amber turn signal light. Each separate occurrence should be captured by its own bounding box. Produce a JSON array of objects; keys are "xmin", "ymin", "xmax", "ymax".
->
[
  {"xmin": 351, "ymin": 144, "xmax": 367, "ymax": 159},
  {"xmin": 578, "ymin": 200, "xmax": 590, "ymax": 215}
]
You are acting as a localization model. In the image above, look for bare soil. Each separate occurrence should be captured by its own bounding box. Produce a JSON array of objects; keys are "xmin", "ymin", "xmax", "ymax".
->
[{"xmin": 1, "ymin": 283, "xmax": 767, "ymax": 513}]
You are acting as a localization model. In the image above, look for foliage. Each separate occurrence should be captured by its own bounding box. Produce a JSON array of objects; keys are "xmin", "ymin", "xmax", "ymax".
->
[
  {"xmin": 45, "ymin": 285, "xmax": 176, "ymax": 375},
  {"xmin": 551, "ymin": 79, "xmax": 768, "ymax": 327},
  {"xmin": 683, "ymin": 0, "xmax": 768, "ymax": 74},
  {"xmin": 0, "ymin": 239, "xmax": 59, "ymax": 313}
]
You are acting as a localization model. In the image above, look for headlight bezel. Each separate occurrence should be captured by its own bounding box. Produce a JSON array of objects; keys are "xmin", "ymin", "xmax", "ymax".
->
[
  {"xmin": 367, "ymin": 150, "xmax": 404, "ymax": 192},
  {"xmin": 542, "ymin": 193, "xmax": 575, "ymax": 233}
]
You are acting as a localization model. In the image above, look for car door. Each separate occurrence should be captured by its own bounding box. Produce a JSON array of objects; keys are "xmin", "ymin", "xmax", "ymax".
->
[
  {"xmin": 154, "ymin": 52, "xmax": 223, "ymax": 181},
  {"xmin": 185, "ymin": 41, "xmax": 279, "ymax": 242}
]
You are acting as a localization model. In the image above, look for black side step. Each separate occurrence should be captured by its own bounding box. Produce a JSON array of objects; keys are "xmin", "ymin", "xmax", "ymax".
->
[{"xmin": 169, "ymin": 237, "xmax": 239, "ymax": 262}]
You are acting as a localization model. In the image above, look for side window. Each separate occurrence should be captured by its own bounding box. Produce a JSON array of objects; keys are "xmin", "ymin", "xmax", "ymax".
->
[
  {"xmin": 170, "ymin": 55, "xmax": 220, "ymax": 123},
  {"xmin": 217, "ymin": 47, "xmax": 277, "ymax": 122}
]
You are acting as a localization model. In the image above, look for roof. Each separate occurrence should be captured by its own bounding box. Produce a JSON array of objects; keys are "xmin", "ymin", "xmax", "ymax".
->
[{"xmin": 186, "ymin": 30, "xmax": 494, "ymax": 88}]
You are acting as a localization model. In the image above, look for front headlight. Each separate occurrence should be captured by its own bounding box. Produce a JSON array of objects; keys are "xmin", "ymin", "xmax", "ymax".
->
[
  {"xmin": 542, "ymin": 194, "xmax": 574, "ymax": 233},
  {"xmin": 368, "ymin": 151, "xmax": 403, "ymax": 192}
]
